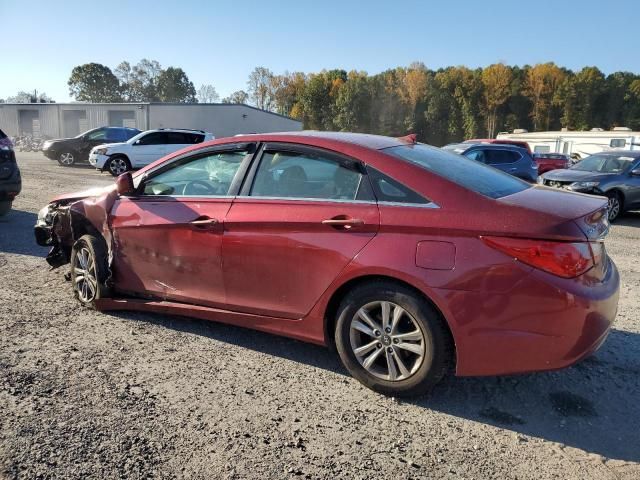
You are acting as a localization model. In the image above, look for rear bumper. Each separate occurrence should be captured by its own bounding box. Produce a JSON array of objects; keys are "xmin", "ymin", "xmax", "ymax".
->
[{"xmin": 442, "ymin": 256, "xmax": 620, "ymax": 376}]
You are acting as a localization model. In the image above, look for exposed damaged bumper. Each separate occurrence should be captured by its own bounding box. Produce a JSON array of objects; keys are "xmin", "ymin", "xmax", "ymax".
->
[{"xmin": 34, "ymin": 205, "xmax": 72, "ymax": 268}]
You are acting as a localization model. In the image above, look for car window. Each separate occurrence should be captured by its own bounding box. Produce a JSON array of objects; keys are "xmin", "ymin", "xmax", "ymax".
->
[
  {"xmin": 384, "ymin": 144, "xmax": 529, "ymax": 199},
  {"xmin": 166, "ymin": 132, "xmax": 189, "ymax": 144},
  {"xmin": 105, "ymin": 128, "xmax": 125, "ymax": 142},
  {"xmin": 137, "ymin": 132, "xmax": 167, "ymax": 146},
  {"xmin": 485, "ymin": 149, "xmax": 520, "ymax": 164},
  {"xmin": 464, "ymin": 150, "xmax": 486, "ymax": 163},
  {"xmin": 572, "ymin": 154, "xmax": 635, "ymax": 173},
  {"xmin": 142, "ymin": 150, "xmax": 249, "ymax": 196},
  {"xmin": 367, "ymin": 167, "xmax": 430, "ymax": 204},
  {"xmin": 86, "ymin": 128, "xmax": 107, "ymax": 140},
  {"xmin": 250, "ymin": 150, "xmax": 363, "ymax": 200}
]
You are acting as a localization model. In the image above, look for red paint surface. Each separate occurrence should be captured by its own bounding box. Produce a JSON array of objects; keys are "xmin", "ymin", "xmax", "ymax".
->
[{"xmin": 53, "ymin": 132, "xmax": 619, "ymax": 377}]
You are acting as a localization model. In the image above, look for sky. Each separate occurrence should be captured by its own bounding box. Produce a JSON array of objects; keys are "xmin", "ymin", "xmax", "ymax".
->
[{"xmin": 1, "ymin": 0, "xmax": 638, "ymax": 102}]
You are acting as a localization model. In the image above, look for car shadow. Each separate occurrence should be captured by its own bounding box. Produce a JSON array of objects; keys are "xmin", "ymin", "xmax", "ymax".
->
[
  {"xmin": 0, "ymin": 210, "xmax": 44, "ymax": 257},
  {"xmin": 617, "ymin": 210, "xmax": 640, "ymax": 227},
  {"xmin": 110, "ymin": 309, "xmax": 639, "ymax": 462}
]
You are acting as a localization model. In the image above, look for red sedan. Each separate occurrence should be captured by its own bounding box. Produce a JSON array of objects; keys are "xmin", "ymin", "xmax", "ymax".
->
[{"xmin": 34, "ymin": 132, "xmax": 619, "ymax": 396}]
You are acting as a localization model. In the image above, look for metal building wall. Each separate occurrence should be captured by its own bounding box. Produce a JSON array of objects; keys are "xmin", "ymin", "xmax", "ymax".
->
[
  {"xmin": 0, "ymin": 103, "xmax": 300, "ymax": 139},
  {"xmin": 148, "ymin": 104, "xmax": 302, "ymax": 137}
]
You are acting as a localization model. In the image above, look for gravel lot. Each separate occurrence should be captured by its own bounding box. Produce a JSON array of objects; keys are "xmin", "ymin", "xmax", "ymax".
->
[{"xmin": 1, "ymin": 152, "xmax": 639, "ymax": 479}]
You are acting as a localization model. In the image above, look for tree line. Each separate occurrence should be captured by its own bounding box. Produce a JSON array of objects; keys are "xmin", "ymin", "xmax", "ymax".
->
[
  {"xmin": 246, "ymin": 63, "xmax": 640, "ymax": 146},
  {"xmin": 5, "ymin": 60, "xmax": 640, "ymax": 146}
]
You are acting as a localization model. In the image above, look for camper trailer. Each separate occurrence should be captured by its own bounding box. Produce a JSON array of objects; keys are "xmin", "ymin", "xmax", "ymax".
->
[{"xmin": 496, "ymin": 128, "xmax": 640, "ymax": 160}]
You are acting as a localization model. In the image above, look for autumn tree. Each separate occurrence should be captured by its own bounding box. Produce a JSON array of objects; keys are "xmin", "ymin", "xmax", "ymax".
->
[
  {"xmin": 481, "ymin": 63, "xmax": 513, "ymax": 138},
  {"xmin": 524, "ymin": 63, "xmax": 565, "ymax": 130},
  {"xmin": 247, "ymin": 67, "xmax": 275, "ymax": 110}
]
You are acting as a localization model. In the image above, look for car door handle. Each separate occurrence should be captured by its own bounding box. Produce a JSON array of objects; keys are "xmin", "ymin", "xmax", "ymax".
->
[
  {"xmin": 322, "ymin": 217, "xmax": 365, "ymax": 230},
  {"xmin": 189, "ymin": 217, "xmax": 219, "ymax": 229}
]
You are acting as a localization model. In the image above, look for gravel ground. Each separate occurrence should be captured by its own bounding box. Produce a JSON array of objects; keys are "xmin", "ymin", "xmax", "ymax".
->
[{"xmin": 1, "ymin": 152, "xmax": 639, "ymax": 479}]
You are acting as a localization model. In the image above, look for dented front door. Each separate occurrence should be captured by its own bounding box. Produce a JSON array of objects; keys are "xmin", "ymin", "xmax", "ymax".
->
[{"xmin": 109, "ymin": 196, "xmax": 231, "ymax": 307}]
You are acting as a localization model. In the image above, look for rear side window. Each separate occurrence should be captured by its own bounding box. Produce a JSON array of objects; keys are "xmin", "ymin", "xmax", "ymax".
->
[
  {"xmin": 484, "ymin": 149, "xmax": 521, "ymax": 164},
  {"xmin": 188, "ymin": 133, "xmax": 205, "ymax": 143},
  {"xmin": 384, "ymin": 144, "xmax": 529, "ymax": 199},
  {"xmin": 138, "ymin": 132, "xmax": 167, "ymax": 145},
  {"xmin": 367, "ymin": 167, "xmax": 430, "ymax": 204},
  {"xmin": 166, "ymin": 132, "xmax": 189, "ymax": 144},
  {"xmin": 0, "ymin": 128, "xmax": 7, "ymax": 139}
]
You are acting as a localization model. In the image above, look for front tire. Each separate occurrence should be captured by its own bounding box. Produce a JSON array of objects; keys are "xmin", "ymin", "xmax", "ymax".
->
[
  {"xmin": 0, "ymin": 200, "xmax": 12, "ymax": 217},
  {"xmin": 334, "ymin": 281, "xmax": 453, "ymax": 397},
  {"xmin": 107, "ymin": 156, "xmax": 131, "ymax": 176},
  {"xmin": 70, "ymin": 234, "xmax": 111, "ymax": 307},
  {"xmin": 58, "ymin": 151, "xmax": 76, "ymax": 166},
  {"xmin": 606, "ymin": 191, "xmax": 623, "ymax": 222}
]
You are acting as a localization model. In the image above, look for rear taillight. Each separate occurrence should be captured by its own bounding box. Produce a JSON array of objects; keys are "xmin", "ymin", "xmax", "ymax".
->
[{"xmin": 482, "ymin": 236, "xmax": 598, "ymax": 278}]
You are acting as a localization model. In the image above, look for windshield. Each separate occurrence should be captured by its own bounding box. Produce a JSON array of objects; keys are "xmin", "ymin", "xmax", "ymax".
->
[
  {"xmin": 571, "ymin": 154, "xmax": 635, "ymax": 173},
  {"xmin": 384, "ymin": 144, "xmax": 530, "ymax": 199}
]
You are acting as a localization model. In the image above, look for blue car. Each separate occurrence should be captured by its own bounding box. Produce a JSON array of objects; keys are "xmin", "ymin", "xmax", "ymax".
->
[{"xmin": 443, "ymin": 143, "xmax": 538, "ymax": 182}]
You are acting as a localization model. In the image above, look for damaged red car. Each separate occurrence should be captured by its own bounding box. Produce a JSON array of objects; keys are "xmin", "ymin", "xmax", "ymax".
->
[{"xmin": 34, "ymin": 132, "xmax": 619, "ymax": 396}]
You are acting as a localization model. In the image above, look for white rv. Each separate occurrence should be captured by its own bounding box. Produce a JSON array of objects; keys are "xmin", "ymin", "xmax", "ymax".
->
[{"xmin": 496, "ymin": 127, "xmax": 640, "ymax": 160}]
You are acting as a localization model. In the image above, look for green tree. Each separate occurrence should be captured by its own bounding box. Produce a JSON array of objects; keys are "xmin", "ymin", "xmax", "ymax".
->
[
  {"xmin": 68, "ymin": 63, "xmax": 121, "ymax": 102},
  {"xmin": 156, "ymin": 67, "xmax": 196, "ymax": 103}
]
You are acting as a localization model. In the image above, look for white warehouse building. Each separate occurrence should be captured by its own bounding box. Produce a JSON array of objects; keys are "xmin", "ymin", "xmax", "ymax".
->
[{"xmin": 0, "ymin": 102, "xmax": 302, "ymax": 139}]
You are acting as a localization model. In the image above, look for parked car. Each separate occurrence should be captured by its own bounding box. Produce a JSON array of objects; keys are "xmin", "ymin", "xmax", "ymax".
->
[
  {"xmin": 0, "ymin": 128, "xmax": 21, "ymax": 216},
  {"xmin": 42, "ymin": 127, "xmax": 141, "ymax": 166},
  {"xmin": 463, "ymin": 138, "xmax": 532, "ymax": 154},
  {"xmin": 443, "ymin": 143, "xmax": 538, "ymax": 182},
  {"xmin": 89, "ymin": 129, "xmax": 214, "ymax": 176},
  {"xmin": 538, "ymin": 150, "xmax": 640, "ymax": 221},
  {"xmin": 34, "ymin": 132, "xmax": 619, "ymax": 396},
  {"xmin": 533, "ymin": 152, "xmax": 571, "ymax": 175}
]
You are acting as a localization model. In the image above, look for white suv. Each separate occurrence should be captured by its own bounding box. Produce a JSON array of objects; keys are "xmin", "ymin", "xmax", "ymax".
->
[{"xmin": 89, "ymin": 129, "xmax": 215, "ymax": 176}]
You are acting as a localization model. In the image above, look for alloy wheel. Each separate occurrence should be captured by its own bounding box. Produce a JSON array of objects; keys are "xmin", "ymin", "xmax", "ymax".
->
[
  {"xmin": 608, "ymin": 196, "xmax": 620, "ymax": 221},
  {"xmin": 109, "ymin": 158, "xmax": 128, "ymax": 176},
  {"xmin": 74, "ymin": 247, "xmax": 97, "ymax": 303},
  {"xmin": 59, "ymin": 152, "xmax": 74, "ymax": 165},
  {"xmin": 349, "ymin": 301, "xmax": 426, "ymax": 381}
]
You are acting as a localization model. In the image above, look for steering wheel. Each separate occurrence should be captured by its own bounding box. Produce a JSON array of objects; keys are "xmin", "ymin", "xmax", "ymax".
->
[{"xmin": 183, "ymin": 180, "xmax": 219, "ymax": 196}]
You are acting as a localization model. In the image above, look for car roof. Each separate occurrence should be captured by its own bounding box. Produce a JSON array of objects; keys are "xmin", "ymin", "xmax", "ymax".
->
[
  {"xmin": 596, "ymin": 150, "xmax": 640, "ymax": 158},
  {"xmin": 146, "ymin": 128, "xmax": 209, "ymax": 134},
  {"xmin": 239, "ymin": 131, "xmax": 407, "ymax": 150}
]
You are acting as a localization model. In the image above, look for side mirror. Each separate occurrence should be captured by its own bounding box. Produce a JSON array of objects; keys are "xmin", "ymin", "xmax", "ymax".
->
[
  {"xmin": 630, "ymin": 168, "xmax": 640, "ymax": 177},
  {"xmin": 134, "ymin": 139, "xmax": 141, "ymax": 145},
  {"xmin": 116, "ymin": 172, "xmax": 135, "ymax": 196}
]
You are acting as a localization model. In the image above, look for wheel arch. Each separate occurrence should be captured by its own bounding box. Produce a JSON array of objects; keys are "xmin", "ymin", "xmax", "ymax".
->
[{"xmin": 323, "ymin": 274, "xmax": 456, "ymax": 365}]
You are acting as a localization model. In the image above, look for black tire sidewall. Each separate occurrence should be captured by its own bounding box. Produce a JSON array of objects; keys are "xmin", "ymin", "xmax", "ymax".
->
[
  {"xmin": 0, "ymin": 201, "xmax": 11, "ymax": 217},
  {"xmin": 70, "ymin": 234, "xmax": 111, "ymax": 307},
  {"xmin": 606, "ymin": 191, "xmax": 623, "ymax": 221},
  {"xmin": 334, "ymin": 282, "xmax": 451, "ymax": 397}
]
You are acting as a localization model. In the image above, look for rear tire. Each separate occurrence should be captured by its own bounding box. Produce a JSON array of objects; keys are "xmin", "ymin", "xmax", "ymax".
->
[
  {"xmin": 70, "ymin": 234, "xmax": 111, "ymax": 308},
  {"xmin": 334, "ymin": 281, "xmax": 453, "ymax": 397},
  {"xmin": 0, "ymin": 200, "xmax": 11, "ymax": 217},
  {"xmin": 606, "ymin": 191, "xmax": 623, "ymax": 222},
  {"xmin": 107, "ymin": 156, "xmax": 131, "ymax": 176},
  {"xmin": 58, "ymin": 151, "xmax": 76, "ymax": 166}
]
